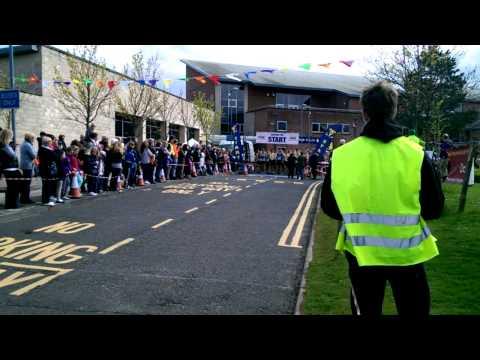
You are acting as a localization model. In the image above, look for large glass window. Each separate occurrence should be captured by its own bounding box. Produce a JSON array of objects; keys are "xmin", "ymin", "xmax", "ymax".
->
[
  {"xmin": 115, "ymin": 113, "xmax": 136, "ymax": 142},
  {"xmin": 277, "ymin": 120, "xmax": 287, "ymax": 131},
  {"xmin": 276, "ymin": 93, "xmax": 311, "ymax": 108},
  {"xmin": 146, "ymin": 119, "xmax": 163, "ymax": 140},
  {"xmin": 169, "ymin": 124, "xmax": 180, "ymax": 140},
  {"xmin": 221, "ymin": 84, "xmax": 245, "ymax": 135}
]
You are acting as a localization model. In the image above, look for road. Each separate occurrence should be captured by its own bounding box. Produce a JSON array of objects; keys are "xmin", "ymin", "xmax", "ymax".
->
[{"xmin": 0, "ymin": 174, "xmax": 321, "ymax": 314}]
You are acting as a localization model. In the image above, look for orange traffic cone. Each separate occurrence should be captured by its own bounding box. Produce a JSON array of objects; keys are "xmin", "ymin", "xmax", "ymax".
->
[
  {"xmin": 136, "ymin": 172, "xmax": 145, "ymax": 186},
  {"xmin": 69, "ymin": 173, "xmax": 82, "ymax": 199}
]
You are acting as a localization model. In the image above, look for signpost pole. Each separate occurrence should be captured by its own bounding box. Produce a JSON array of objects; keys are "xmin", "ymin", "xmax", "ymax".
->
[{"xmin": 8, "ymin": 45, "xmax": 16, "ymax": 147}]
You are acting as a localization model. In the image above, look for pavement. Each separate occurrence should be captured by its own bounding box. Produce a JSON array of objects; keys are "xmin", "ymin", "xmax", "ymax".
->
[{"xmin": 0, "ymin": 173, "xmax": 321, "ymax": 314}]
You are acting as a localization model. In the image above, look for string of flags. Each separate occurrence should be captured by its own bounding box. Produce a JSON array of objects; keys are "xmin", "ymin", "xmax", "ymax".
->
[{"xmin": 4, "ymin": 59, "xmax": 354, "ymax": 90}]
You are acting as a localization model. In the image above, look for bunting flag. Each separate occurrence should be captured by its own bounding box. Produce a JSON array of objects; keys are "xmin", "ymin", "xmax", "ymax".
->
[
  {"xmin": 260, "ymin": 69, "xmax": 275, "ymax": 74},
  {"xmin": 148, "ymin": 79, "xmax": 158, "ymax": 87},
  {"xmin": 107, "ymin": 80, "xmax": 116, "ymax": 90},
  {"xmin": 298, "ymin": 63, "xmax": 312, "ymax": 70},
  {"xmin": 244, "ymin": 71, "xmax": 257, "ymax": 79},
  {"xmin": 163, "ymin": 79, "xmax": 172, "ymax": 88},
  {"xmin": 225, "ymin": 73, "xmax": 242, "ymax": 82},
  {"xmin": 28, "ymin": 74, "xmax": 40, "ymax": 85},
  {"xmin": 73, "ymin": 79, "xmax": 81, "ymax": 85},
  {"xmin": 96, "ymin": 80, "xmax": 104, "ymax": 88},
  {"xmin": 318, "ymin": 63, "xmax": 332, "ymax": 68},
  {"xmin": 208, "ymin": 75, "xmax": 220, "ymax": 85},
  {"xmin": 339, "ymin": 60, "xmax": 354, "ymax": 67},
  {"xmin": 84, "ymin": 79, "xmax": 93, "ymax": 85},
  {"xmin": 138, "ymin": 79, "xmax": 146, "ymax": 85}
]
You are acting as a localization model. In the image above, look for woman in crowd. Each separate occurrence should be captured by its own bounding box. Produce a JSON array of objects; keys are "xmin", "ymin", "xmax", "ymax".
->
[
  {"xmin": 223, "ymin": 148, "xmax": 231, "ymax": 175},
  {"xmin": 85, "ymin": 146, "xmax": 100, "ymax": 196},
  {"xmin": 67, "ymin": 145, "xmax": 81, "ymax": 196},
  {"xmin": 38, "ymin": 136, "xmax": 58, "ymax": 206},
  {"xmin": 268, "ymin": 149, "xmax": 276, "ymax": 174},
  {"xmin": 199, "ymin": 148, "xmax": 206, "ymax": 176},
  {"xmin": 176, "ymin": 144, "xmax": 185, "ymax": 179},
  {"xmin": 159, "ymin": 141, "xmax": 170, "ymax": 181},
  {"xmin": 183, "ymin": 144, "xmax": 192, "ymax": 179},
  {"xmin": 60, "ymin": 147, "xmax": 73, "ymax": 200},
  {"xmin": 124, "ymin": 141, "xmax": 139, "ymax": 189},
  {"xmin": 110, "ymin": 141, "xmax": 124, "ymax": 191},
  {"xmin": 276, "ymin": 149, "xmax": 285, "ymax": 175},
  {"xmin": 20, "ymin": 132, "xmax": 37, "ymax": 204},
  {"xmin": 0, "ymin": 129, "xmax": 22, "ymax": 209},
  {"xmin": 140, "ymin": 140, "xmax": 155, "ymax": 184}
]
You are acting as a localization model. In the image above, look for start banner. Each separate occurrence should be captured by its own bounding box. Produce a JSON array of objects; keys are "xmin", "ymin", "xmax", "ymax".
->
[{"xmin": 256, "ymin": 132, "xmax": 299, "ymax": 145}]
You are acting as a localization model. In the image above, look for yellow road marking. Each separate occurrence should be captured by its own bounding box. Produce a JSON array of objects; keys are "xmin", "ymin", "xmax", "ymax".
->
[
  {"xmin": 99, "ymin": 238, "xmax": 135, "ymax": 255},
  {"xmin": 290, "ymin": 182, "xmax": 321, "ymax": 248},
  {"xmin": 223, "ymin": 193, "xmax": 231, "ymax": 197},
  {"xmin": 185, "ymin": 207, "xmax": 199, "ymax": 214},
  {"xmin": 152, "ymin": 218, "xmax": 174, "ymax": 229},
  {"xmin": 277, "ymin": 181, "xmax": 320, "ymax": 247},
  {"xmin": 205, "ymin": 199, "xmax": 217, "ymax": 205}
]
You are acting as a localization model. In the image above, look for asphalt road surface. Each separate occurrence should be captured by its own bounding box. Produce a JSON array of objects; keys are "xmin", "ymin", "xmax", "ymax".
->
[{"xmin": 0, "ymin": 174, "xmax": 321, "ymax": 314}]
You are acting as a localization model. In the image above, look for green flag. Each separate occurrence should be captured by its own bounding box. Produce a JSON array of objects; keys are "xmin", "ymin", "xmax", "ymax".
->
[{"xmin": 299, "ymin": 63, "xmax": 311, "ymax": 70}]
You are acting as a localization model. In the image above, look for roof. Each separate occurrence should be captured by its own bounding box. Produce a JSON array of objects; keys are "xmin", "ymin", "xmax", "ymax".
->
[
  {"xmin": 466, "ymin": 89, "xmax": 480, "ymax": 102},
  {"xmin": 0, "ymin": 45, "xmax": 39, "ymax": 57},
  {"xmin": 181, "ymin": 59, "xmax": 372, "ymax": 97}
]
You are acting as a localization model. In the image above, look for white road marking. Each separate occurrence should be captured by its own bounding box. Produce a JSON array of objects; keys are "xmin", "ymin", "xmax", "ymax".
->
[
  {"xmin": 205, "ymin": 199, "xmax": 217, "ymax": 205},
  {"xmin": 223, "ymin": 193, "xmax": 231, "ymax": 197},
  {"xmin": 246, "ymin": 185, "xmax": 251, "ymax": 188},
  {"xmin": 274, "ymin": 180, "xmax": 285, "ymax": 184},
  {"xmin": 235, "ymin": 188, "xmax": 242, "ymax": 192},
  {"xmin": 141, "ymin": 188, "xmax": 152, "ymax": 191},
  {"xmin": 99, "ymin": 238, "xmax": 135, "ymax": 255},
  {"xmin": 293, "ymin": 182, "xmax": 304, "ymax": 185},
  {"xmin": 185, "ymin": 207, "xmax": 199, "ymax": 214},
  {"xmin": 289, "ymin": 182, "xmax": 321, "ymax": 247},
  {"xmin": 152, "ymin": 218, "xmax": 174, "ymax": 229},
  {"xmin": 237, "ymin": 178, "xmax": 247, "ymax": 181},
  {"xmin": 277, "ymin": 181, "xmax": 320, "ymax": 248}
]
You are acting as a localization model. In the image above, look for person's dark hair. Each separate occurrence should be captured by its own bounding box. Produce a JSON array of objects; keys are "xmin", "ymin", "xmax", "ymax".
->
[
  {"xmin": 361, "ymin": 81, "xmax": 398, "ymax": 123},
  {"xmin": 140, "ymin": 142, "xmax": 147, "ymax": 153},
  {"xmin": 91, "ymin": 132, "xmax": 98, "ymax": 140}
]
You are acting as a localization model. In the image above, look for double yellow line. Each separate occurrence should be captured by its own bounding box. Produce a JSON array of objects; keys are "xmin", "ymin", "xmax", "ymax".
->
[{"xmin": 277, "ymin": 181, "xmax": 321, "ymax": 248}]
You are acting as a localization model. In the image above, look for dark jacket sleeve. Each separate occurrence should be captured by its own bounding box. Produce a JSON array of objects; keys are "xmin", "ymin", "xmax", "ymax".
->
[
  {"xmin": 420, "ymin": 154, "xmax": 445, "ymax": 220},
  {"xmin": 320, "ymin": 163, "xmax": 342, "ymax": 220}
]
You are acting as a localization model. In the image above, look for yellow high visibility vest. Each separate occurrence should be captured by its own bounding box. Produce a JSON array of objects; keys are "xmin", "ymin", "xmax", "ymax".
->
[
  {"xmin": 407, "ymin": 135, "xmax": 425, "ymax": 148},
  {"xmin": 331, "ymin": 136, "xmax": 439, "ymax": 266}
]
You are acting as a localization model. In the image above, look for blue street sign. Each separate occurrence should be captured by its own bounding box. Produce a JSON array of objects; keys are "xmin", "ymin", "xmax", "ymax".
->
[{"xmin": 0, "ymin": 90, "xmax": 20, "ymax": 109}]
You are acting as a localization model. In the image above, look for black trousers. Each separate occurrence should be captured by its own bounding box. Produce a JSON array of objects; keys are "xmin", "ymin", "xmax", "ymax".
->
[
  {"xmin": 3, "ymin": 169, "xmax": 22, "ymax": 209},
  {"xmin": 20, "ymin": 169, "xmax": 33, "ymax": 203},
  {"xmin": 41, "ymin": 178, "xmax": 57, "ymax": 204},
  {"xmin": 346, "ymin": 252, "xmax": 430, "ymax": 317}
]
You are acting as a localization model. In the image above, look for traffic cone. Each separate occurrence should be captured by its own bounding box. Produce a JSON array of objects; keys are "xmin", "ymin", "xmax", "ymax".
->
[
  {"xmin": 69, "ymin": 173, "xmax": 82, "ymax": 199},
  {"xmin": 136, "ymin": 172, "xmax": 145, "ymax": 186}
]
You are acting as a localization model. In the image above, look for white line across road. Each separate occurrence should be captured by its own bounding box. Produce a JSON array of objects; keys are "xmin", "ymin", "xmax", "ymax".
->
[
  {"xmin": 277, "ymin": 181, "xmax": 321, "ymax": 248},
  {"xmin": 246, "ymin": 185, "xmax": 251, "ymax": 188},
  {"xmin": 152, "ymin": 218, "xmax": 174, "ymax": 229},
  {"xmin": 185, "ymin": 207, "xmax": 199, "ymax": 214},
  {"xmin": 235, "ymin": 188, "xmax": 242, "ymax": 192},
  {"xmin": 205, "ymin": 199, "xmax": 217, "ymax": 205},
  {"xmin": 99, "ymin": 238, "xmax": 135, "ymax": 255},
  {"xmin": 223, "ymin": 193, "xmax": 231, "ymax": 197}
]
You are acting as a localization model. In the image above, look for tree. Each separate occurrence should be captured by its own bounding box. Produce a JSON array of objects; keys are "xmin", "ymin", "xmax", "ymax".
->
[
  {"xmin": 51, "ymin": 45, "xmax": 116, "ymax": 135},
  {"xmin": 115, "ymin": 50, "xmax": 166, "ymax": 141},
  {"xmin": 192, "ymin": 92, "xmax": 220, "ymax": 144},
  {"xmin": 178, "ymin": 90, "xmax": 197, "ymax": 137},
  {"xmin": 368, "ymin": 46, "xmax": 477, "ymax": 142},
  {"xmin": 157, "ymin": 90, "xmax": 180, "ymax": 140}
]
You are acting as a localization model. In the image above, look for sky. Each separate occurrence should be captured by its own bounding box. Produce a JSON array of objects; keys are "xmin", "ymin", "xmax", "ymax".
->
[{"xmin": 2, "ymin": 45, "xmax": 480, "ymax": 97}]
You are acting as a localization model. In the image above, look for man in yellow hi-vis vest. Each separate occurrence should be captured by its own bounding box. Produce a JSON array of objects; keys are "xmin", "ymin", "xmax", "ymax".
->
[{"xmin": 321, "ymin": 81, "xmax": 444, "ymax": 317}]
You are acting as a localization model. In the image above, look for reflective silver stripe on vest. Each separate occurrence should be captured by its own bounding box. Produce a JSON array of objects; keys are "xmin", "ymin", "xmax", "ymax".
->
[
  {"xmin": 345, "ymin": 224, "xmax": 432, "ymax": 249},
  {"xmin": 343, "ymin": 213, "xmax": 420, "ymax": 226}
]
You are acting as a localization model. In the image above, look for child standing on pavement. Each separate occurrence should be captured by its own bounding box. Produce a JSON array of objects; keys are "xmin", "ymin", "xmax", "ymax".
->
[{"xmin": 85, "ymin": 146, "xmax": 100, "ymax": 196}]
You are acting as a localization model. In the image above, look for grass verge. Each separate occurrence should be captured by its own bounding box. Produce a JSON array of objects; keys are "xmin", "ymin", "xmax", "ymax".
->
[{"xmin": 303, "ymin": 182, "xmax": 480, "ymax": 315}]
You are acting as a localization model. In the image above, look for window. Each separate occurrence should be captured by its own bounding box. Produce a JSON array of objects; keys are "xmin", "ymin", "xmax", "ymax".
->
[
  {"xmin": 187, "ymin": 127, "xmax": 196, "ymax": 140},
  {"xmin": 320, "ymin": 123, "xmax": 328, "ymax": 132},
  {"xmin": 169, "ymin": 124, "xmax": 180, "ymax": 140},
  {"xmin": 312, "ymin": 122, "xmax": 321, "ymax": 133},
  {"xmin": 221, "ymin": 84, "xmax": 244, "ymax": 135},
  {"xmin": 342, "ymin": 124, "xmax": 350, "ymax": 134},
  {"xmin": 115, "ymin": 113, "xmax": 136, "ymax": 142},
  {"xmin": 146, "ymin": 119, "xmax": 163, "ymax": 140},
  {"xmin": 275, "ymin": 93, "xmax": 311, "ymax": 108},
  {"xmin": 277, "ymin": 120, "xmax": 287, "ymax": 131}
]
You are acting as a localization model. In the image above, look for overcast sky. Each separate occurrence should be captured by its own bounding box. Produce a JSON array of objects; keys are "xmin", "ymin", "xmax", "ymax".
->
[{"xmin": 3, "ymin": 45, "xmax": 480, "ymax": 97}]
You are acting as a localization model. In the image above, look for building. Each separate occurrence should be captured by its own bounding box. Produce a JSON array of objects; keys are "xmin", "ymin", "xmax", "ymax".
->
[
  {"xmin": 463, "ymin": 90, "xmax": 480, "ymax": 140},
  {"xmin": 182, "ymin": 59, "xmax": 371, "ymax": 151},
  {"xmin": 0, "ymin": 45, "xmax": 201, "ymax": 148}
]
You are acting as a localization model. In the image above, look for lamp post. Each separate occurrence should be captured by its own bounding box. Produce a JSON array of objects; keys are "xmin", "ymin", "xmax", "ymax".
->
[{"xmin": 8, "ymin": 45, "xmax": 17, "ymax": 147}]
